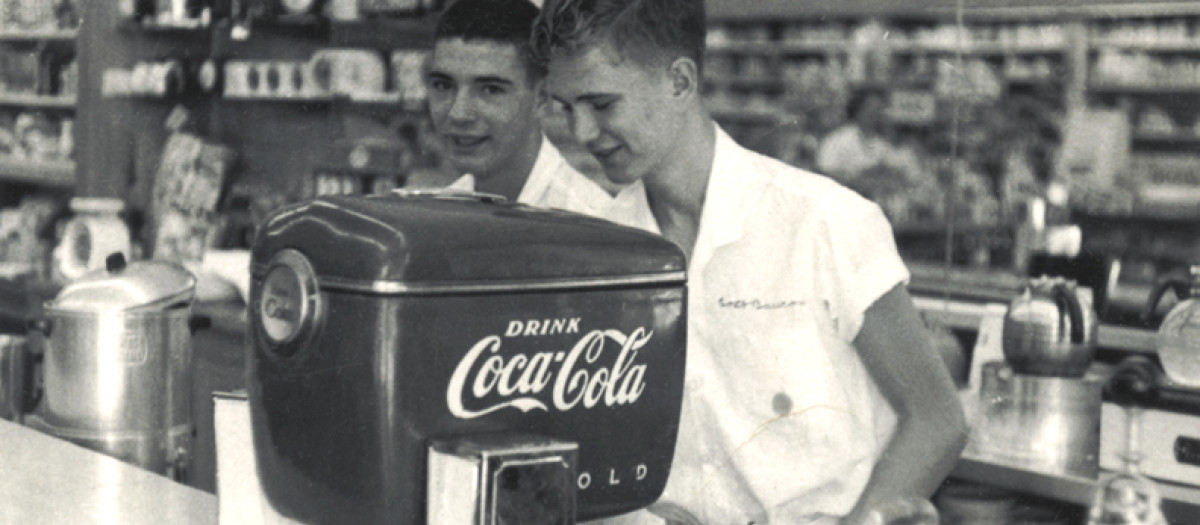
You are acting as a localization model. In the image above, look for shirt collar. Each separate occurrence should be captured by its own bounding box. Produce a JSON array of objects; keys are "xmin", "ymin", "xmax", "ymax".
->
[
  {"xmin": 447, "ymin": 173, "xmax": 475, "ymax": 191},
  {"xmin": 445, "ymin": 134, "xmax": 556, "ymax": 203},
  {"xmin": 515, "ymin": 135, "xmax": 560, "ymax": 205},
  {"xmin": 697, "ymin": 124, "xmax": 760, "ymax": 253}
]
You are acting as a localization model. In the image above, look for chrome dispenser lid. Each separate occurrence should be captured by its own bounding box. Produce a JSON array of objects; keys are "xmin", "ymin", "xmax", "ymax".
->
[
  {"xmin": 50, "ymin": 253, "xmax": 196, "ymax": 312},
  {"xmin": 251, "ymin": 191, "xmax": 686, "ymax": 294}
]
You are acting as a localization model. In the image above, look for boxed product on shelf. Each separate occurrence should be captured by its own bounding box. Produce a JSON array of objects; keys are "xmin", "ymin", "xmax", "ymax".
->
[
  {"xmin": 0, "ymin": 195, "xmax": 58, "ymax": 280},
  {"xmin": 1128, "ymin": 153, "xmax": 1200, "ymax": 188},
  {"xmin": 0, "ymin": 48, "xmax": 38, "ymax": 94},
  {"xmin": 0, "ymin": 0, "xmax": 63, "ymax": 32},
  {"xmin": 0, "ymin": 110, "xmax": 70, "ymax": 163}
]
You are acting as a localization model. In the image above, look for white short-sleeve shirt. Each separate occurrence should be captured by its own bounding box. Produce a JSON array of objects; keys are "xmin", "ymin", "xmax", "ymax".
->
[
  {"xmin": 447, "ymin": 136, "xmax": 658, "ymax": 233},
  {"xmin": 631, "ymin": 125, "xmax": 910, "ymax": 525}
]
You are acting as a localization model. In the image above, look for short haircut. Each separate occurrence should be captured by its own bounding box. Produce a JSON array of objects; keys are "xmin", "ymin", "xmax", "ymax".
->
[
  {"xmin": 531, "ymin": 0, "xmax": 706, "ymax": 72},
  {"xmin": 435, "ymin": 0, "xmax": 546, "ymax": 78}
]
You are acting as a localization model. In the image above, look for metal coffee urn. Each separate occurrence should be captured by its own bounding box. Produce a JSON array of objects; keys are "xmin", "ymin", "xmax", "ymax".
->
[{"xmin": 247, "ymin": 191, "xmax": 687, "ymax": 525}]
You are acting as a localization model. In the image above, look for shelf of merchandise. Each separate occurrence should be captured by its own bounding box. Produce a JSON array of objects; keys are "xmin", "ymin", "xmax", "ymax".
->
[
  {"xmin": 952, "ymin": 455, "xmax": 1200, "ymax": 525},
  {"xmin": 913, "ymin": 292, "xmax": 1160, "ymax": 356},
  {"xmin": 895, "ymin": 42, "xmax": 1067, "ymax": 55},
  {"xmin": 704, "ymin": 75, "xmax": 781, "ymax": 91},
  {"xmin": 0, "ymin": 157, "xmax": 74, "ymax": 188},
  {"xmin": 0, "ymin": 93, "xmax": 75, "ymax": 109},
  {"xmin": 707, "ymin": 40, "xmax": 1068, "ymax": 57},
  {"xmin": 707, "ymin": 108, "xmax": 793, "ymax": 125},
  {"xmin": 0, "ymin": 29, "xmax": 77, "ymax": 42},
  {"xmin": 1131, "ymin": 131, "xmax": 1200, "ymax": 145},
  {"xmin": 1088, "ymin": 82, "xmax": 1200, "ymax": 94},
  {"xmin": 1088, "ymin": 39, "xmax": 1200, "ymax": 53},
  {"xmin": 0, "ymin": 27, "xmax": 77, "ymax": 191},
  {"xmin": 906, "ymin": 261, "xmax": 1160, "ymax": 355},
  {"xmin": 708, "ymin": 41, "xmax": 838, "ymax": 56}
]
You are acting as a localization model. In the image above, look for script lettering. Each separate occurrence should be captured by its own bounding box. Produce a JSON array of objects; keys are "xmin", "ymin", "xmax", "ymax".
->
[{"xmin": 447, "ymin": 327, "xmax": 654, "ymax": 419}]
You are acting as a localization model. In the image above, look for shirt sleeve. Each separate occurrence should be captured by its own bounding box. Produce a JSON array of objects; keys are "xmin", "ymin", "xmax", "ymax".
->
[{"xmin": 814, "ymin": 192, "xmax": 910, "ymax": 342}]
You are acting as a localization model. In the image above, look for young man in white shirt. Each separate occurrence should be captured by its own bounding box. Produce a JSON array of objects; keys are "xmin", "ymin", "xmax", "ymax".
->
[
  {"xmin": 426, "ymin": 0, "xmax": 655, "ymax": 230},
  {"xmin": 532, "ymin": 1, "xmax": 968, "ymax": 524}
]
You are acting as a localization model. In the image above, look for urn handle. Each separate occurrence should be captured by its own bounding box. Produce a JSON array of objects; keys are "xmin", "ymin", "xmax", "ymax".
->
[
  {"xmin": 1143, "ymin": 277, "xmax": 1191, "ymax": 324},
  {"xmin": 1051, "ymin": 282, "xmax": 1085, "ymax": 344}
]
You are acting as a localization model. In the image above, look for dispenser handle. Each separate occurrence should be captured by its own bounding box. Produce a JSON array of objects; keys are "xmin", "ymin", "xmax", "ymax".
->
[{"xmin": 1052, "ymin": 283, "xmax": 1085, "ymax": 344}]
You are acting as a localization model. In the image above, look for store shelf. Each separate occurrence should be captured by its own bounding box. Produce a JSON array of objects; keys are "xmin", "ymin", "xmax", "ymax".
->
[
  {"xmin": 899, "ymin": 42, "xmax": 1066, "ymax": 55},
  {"xmin": 709, "ymin": 108, "xmax": 791, "ymax": 124},
  {"xmin": 1074, "ymin": 202, "xmax": 1200, "ymax": 223},
  {"xmin": 952, "ymin": 455, "xmax": 1200, "ymax": 525},
  {"xmin": 0, "ymin": 93, "xmax": 75, "ymax": 109},
  {"xmin": 707, "ymin": 41, "xmax": 793, "ymax": 56},
  {"xmin": 0, "ymin": 157, "xmax": 74, "ymax": 188},
  {"xmin": 1131, "ymin": 131, "xmax": 1200, "ymax": 145},
  {"xmin": 707, "ymin": 40, "xmax": 1065, "ymax": 57},
  {"xmin": 912, "ymin": 292, "xmax": 1159, "ymax": 354},
  {"xmin": 704, "ymin": 75, "xmax": 781, "ymax": 90},
  {"xmin": 777, "ymin": 40, "xmax": 850, "ymax": 54},
  {"xmin": 1088, "ymin": 82, "xmax": 1200, "ymax": 94},
  {"xmin": 1089, "ymin": 38, "xmax": 1200, "ymax": 53},
  {"xmin": 0, "ymin": 29, "xmax": 77, "ymax": 42},
  {"xmin": 329, "ymin": 18, "xmax": 434, "ymax": 49}
]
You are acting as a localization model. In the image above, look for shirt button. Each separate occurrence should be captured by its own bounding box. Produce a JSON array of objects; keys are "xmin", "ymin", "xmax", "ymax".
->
[{"xmin": 772, "ymin": 392, "xmax": 793, "ymax": 416}]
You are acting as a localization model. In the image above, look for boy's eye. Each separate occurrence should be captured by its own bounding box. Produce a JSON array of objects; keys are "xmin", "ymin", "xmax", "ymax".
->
[
  {"xmin": 482, "ymin": 84, "xmax": 506, "ymax": 96},
  {"xmin": 428, "ymin": 78, "xmax": 452, "ymax": 91},
  {"xmin": 591, "ymin": 99, "xmax": 614, "ymax": 111}
]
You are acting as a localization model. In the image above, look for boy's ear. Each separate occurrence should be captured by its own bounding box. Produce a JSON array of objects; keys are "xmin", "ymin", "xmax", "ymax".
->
[
  {"xmin": 534, "ymin": 79, "xmax": 549, "ymax": 109},
  {"xmin": 668, "ymin": 57, "xmax": 699, "ymax": 99}
]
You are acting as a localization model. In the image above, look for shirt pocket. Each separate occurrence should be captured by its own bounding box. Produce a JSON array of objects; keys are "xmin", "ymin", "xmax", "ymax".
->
[{"xmin": 697, "ymin": 293, "xmax": 876, "ymax": 515}]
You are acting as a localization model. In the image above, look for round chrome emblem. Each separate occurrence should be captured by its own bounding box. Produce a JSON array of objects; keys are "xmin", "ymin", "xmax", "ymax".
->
[{"xmin": 259, "ymin": 249, "xmax": 320, "ymax": 348}]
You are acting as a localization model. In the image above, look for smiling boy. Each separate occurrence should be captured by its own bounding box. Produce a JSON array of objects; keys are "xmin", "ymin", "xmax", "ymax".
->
[{"xmin": 425, "ymin": 0, "xmax": 655, "ymax": 230}]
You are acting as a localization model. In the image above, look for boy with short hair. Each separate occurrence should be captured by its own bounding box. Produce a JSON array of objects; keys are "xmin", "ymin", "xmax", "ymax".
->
[{"xmin": 533, "ymin": 1, "xmax": 968, "ymax": 523}]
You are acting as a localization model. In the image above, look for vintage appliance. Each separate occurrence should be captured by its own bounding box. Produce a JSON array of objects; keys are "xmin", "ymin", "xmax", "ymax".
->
[
  {"xmin": 0, "ymin": 254, "xmax": 201, "ymax": 481},
  {"xmin": 1095, "ymin": 269, "xmax": 1200, "ymax": 489},
  {"xmin": 1002, "ymin": 276, "xmax": 1098, "ymax": 377},
  {"xmin": 1099, "ymin": 355, "xmax": 1200, "ymax": 490},
  {"xmin": 246, "ymin": 191, "xmax": 688, "ymax": 524},
  {"xmin": 969, "ymin": 276, "xmax": 1104, "ymax": 477}
]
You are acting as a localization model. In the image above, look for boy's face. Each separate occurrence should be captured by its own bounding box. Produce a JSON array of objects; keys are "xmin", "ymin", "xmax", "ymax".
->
[
  {"xmin": 544, "ymin": 41, "xmax": 678, "ymax": 186},
  {"xmin": 426, "ymin": 38, "xmax": 541, "ymax": 179}
]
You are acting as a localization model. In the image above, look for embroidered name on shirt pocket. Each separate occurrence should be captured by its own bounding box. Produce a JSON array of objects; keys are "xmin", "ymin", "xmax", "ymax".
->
[{"xmin": 702, "ymin": 293, "xmax": 815, "ymax": 391}]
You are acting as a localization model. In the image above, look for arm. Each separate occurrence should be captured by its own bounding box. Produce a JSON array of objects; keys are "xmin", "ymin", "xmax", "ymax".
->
[{"xmin": 841, "ymin": 284, "xmax": 968, "ymax": 525}]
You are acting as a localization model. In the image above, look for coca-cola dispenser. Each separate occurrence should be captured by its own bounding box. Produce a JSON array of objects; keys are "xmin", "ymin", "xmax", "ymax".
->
[{"xmin": 246, "ymin": 191, "xmax": 687, "ymax": 524}]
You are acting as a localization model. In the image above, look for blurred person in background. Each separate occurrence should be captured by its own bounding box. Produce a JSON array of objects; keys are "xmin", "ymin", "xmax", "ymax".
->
[{"xmin": 816, "ymin": 87, "xmax": 924, "ymax": 201}]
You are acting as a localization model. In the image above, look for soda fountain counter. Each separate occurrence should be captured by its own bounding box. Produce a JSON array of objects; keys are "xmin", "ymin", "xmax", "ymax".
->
[
  {"xmin": 0, "ymin": 418, "xmax": 217, "ymax": 524},
  {"xmin": 907, "ymin": 262, "xmax": 1200, "ymax": 525}
]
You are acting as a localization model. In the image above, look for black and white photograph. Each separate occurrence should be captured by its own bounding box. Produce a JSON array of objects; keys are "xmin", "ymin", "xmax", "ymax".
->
[{"xmin": 0, "ymin": 0, "xmax": 1199, "ymax": 524}]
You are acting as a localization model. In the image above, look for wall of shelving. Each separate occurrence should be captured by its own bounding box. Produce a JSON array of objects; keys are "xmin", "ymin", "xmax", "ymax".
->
[
  {"xmin": 0, "ymin": 15, "xmax": 78, "ymax": 194},
  {"xmin": 704, "ymin": 2, "xmax": 1200, "ymax": 269},
  {"xmin": 71, "ymin": 1, "xmax": 443, "ymax": 252},
  {"xmin": 4, "ymin": 0, "xmax": 1198, "ymax": 263}
]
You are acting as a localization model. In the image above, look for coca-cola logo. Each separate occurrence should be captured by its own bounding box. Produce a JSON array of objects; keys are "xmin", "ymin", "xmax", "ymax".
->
[{"xmin": 446, "ymin": 319, "xmax": 653, "ymax": 419}]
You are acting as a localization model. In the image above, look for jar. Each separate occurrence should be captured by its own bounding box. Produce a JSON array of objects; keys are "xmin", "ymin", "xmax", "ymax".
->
[{"xmin": 51, "ymin": 197, "xmax": 132, "ymax": 284}]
